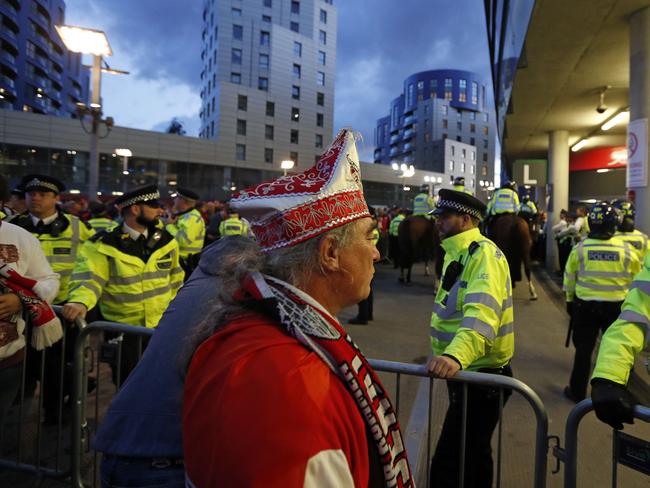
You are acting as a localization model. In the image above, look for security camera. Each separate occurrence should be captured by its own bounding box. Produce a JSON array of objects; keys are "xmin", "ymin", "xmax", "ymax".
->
[
  {"xmin": 596, "ymin": 86, "xmax": 610, "ymax": 114},
  {"xmin": 596, "ymin": 104, "xmax": 607, "ymax": 114}
]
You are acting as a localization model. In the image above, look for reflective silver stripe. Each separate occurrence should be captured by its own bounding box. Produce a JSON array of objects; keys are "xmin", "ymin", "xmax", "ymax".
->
[
  {"xmin": 464, "ymin": 292, "xmax": 502, "ymax": 316},
  {"xmin": 171, "ymin": 267, "xmax": 184, "ymax": 275},
  {"xmin": 630, "ymin": 280, "xmax": 650, "ymax": 296},
  {"xmin": 581, "ymin": 242, "xmax": 627, "ymax": 250},
  {"xmin": 103, "ymin": 284, "xmax": 173, "ymax": 303},
  {"xmin": 57, "ymin": 269, "xmax": 73, "ymax": 277},
  {"xmin": 176, "ymin": 230, "xmax": 188, "ymax": 242},
  {"xmin": 70, "ymin": 217, "xmax": 80, "ymax": 256},
  {"xmin": 74, "ymin": 281, "xmax": 102, "ymax": 300},
  {"xmin": 184, "ymin": 246, "xmax": 203, "ymax": 253},
  {"xmin": 576, "ymin": 280, "xmax": 625, "ymax": 292},
  {"xmin": 433, "ymin": 302, "xmax": 462, "ymax": 320},
  {"xmin": 109, "ymin": 270, "xmax": 172, "ymax": 286},
  {"xmin": 459, "ymin": 316, "xmax": 496, "ymax": 341},
  {"xmin": 497, "ymin": 321, "xmax": 514, "ymax": 337},
  {"xmin": 430, "ymin": 328, "xmax": 456, "ymax": 342},
  {"xmin": 564, "ymin": 272, "xmax": 576, "ymax": 281},
  {"xmin": 579, "ymin": 271, "xmax": 633, "ymax": 279},
  {"xmin": 71, "ymin": 271, "xmax": 107, "ymax": 286},
  {"xmin": 502, "ymin": 295, "xmax": 513, "ymax": 311},
  {"xmin": 618, "ymin": 310, "xmax": 650, "ymax": 333},
  {"xmin": 48, "ymin": 255, "xmax": 75, "ymax": 264}
]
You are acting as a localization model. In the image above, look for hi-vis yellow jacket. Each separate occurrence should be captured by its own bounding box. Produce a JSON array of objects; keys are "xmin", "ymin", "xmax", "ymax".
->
[
  {"xmin": 88, "ymin": 217, "xmax": 118, "ymax": 233},
  {"xmin": 13, "ymin": 211, "xmax": 94, "ymax": 304},
  {"xmin": 430, "ymin": 227, "xmax": 514, "ymax": 371},
  {"xmin": 563, "ymin": 237, "xmax": 641, "ymax": 303},
  {"xmin": 166, "ymin": 208, "xmax": 205, "ymax": 259},
  {"xmin": 413, "ymin": 192, "xmax": 434, "ymax": 216},
  {"xmin": 487, "ymin": 188, "xmax": 520, "ymax": 215},
  {"xmin": 68, "ymin": 227, "xmax": 184, "ymax": 328},
  {"xmin": 614, "ymin": 229, "xmax": 650, "ymax": 262},
  {"xmin": 592, "ymin": 253, "xmax": 650, "ymax": 385}
]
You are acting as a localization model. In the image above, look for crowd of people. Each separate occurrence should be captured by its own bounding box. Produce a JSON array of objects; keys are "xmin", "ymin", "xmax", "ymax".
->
[{"xmin": 0, "ymin": 127, "xmax": 648, "ymax": 487}]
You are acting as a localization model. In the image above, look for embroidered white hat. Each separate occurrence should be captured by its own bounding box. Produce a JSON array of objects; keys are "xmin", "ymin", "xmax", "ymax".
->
[{"xmin": 230, "ymin": 129, "xmax": 370, "ymax": 252}]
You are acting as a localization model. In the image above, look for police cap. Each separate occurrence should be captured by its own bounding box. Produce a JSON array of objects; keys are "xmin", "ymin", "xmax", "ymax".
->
[
  {"xmin": 20, "ymin": 174, "xmax": 65, "ymax": 194},
  {"xmin": 173, "ymin": 187, "xmax": 199, "ymax": 201},
  {"xmin": 114, "ymin": 184, "xmax": 160, "ymax": 209},
  {"xmin": 430, "ymin": 189, "xmax": 486, "ymax": 220}
]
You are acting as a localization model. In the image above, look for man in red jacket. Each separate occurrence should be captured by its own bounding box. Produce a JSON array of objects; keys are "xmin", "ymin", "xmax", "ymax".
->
[{"xmin": 183, "ymin": 129, "xmax": 413, "ymax": 488}]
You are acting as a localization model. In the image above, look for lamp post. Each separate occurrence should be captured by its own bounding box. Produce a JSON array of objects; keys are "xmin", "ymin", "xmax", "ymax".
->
[
  {"xmin": 281, "ymin": 159, "xmax": 295, "ymax": 176},
  {"xmin": 115, "ymin": 148, "xmax": 132, "ymax": 175},
  {"xmin": 56, "ymin": 25, "xmax": 118, "ymax": 199}
]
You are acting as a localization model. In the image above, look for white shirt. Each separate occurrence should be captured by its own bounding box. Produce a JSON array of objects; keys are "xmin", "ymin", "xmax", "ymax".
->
[
  {"xmin": 30, "ymin": 212, "xmax": 58, "ymax": 226},
  {"xmin": 122, "ymin": 223, "xmax": 149, "ymax": 241}
]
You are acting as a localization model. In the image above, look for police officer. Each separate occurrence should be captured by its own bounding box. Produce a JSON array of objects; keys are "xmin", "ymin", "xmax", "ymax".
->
[
  {"xmin": 612, "ymin": 199, "xmax": 649, "ymax": 261},
  {"xmin": 388, "ymin": 208, "xmax": 406, "ymax": 269},
  {"xmin": 165, "ymin": 188, "xmax": 205, "ymax": 268},
  {"xmin": 519, "ymin": 194, "xmax": 538, "ymax": 217},
  {"xmin": 427, "ymin": 189, "xmax": 514, "ymax": 488},
  {"xmin": 563, "ymin": 202, "xmax": 641, "ymax": 402},
  {"xmin": 87, "ymin": 201, "xmax": 118, "ymax": 233},
  {"xmin": 590, "ymin": 252, "xmax": 650, "ymax": 429},
  {"xmin": 452, "ymin": 176, "xmax": 472, "ymax": 194},
  {"xmin": 413, "ymin": 184, "xmax": 434, "ymax": 217},
  {"xmin": 12, "ymin": 174, "xmax": 95, "ymax": 422},
  {"xmin": 486, "ymin": 180, "xmax": 519, "ymax": 217},
  {"xmin": 218, "ymin": 206, "xmax": 249, "ymax": 237},
  {"xmin": 63, "ymin": 185, "xmax": 184, "ymax": 385}
]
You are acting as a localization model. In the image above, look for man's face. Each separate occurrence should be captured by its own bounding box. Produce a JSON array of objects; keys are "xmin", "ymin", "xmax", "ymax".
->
[
  {"xmin": 135, "ymin": 202, "xmax": 163, "ymax": 227},
  {"xmin": 8, "ymin": 195, "xmax": 26, "ymax": 213},
  {"xmin": 26, "ymin": 190, "xmax": 58, "ymax": 217},
  {"xmin": 435, "ymin": 211, "xmax": 466, "ymax": 240},
  {"xmin": 172, "ymin": 196, "xmax": 183, "ymax": 213},
  {"xmin": 337, "ymin": 218, "xmax": 380, "ymax": 306}
]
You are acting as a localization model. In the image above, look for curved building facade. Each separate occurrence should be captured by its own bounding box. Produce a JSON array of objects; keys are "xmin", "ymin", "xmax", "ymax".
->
[
  {"xmin": 375, "ymin": 69, "xmax": 495, "ymax": 195},
  {"xmin": 0, "ymin": 0, "xmax": 89, "ymax": 117}
]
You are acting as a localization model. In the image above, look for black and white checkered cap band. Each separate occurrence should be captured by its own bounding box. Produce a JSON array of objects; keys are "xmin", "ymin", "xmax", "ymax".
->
[
  {"xmin": 436, "ymin": 199, "xmax": 483, "ymax": 219},
  {"xmin": 118, "ymin": 191, "xmax": 160, "ymax": 208},
  {"xmin": 25, "ymin": 178, "xmax": 59, "ymax": 193}
]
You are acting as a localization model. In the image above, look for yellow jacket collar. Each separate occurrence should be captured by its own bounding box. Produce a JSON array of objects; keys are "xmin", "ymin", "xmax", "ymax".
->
[{"xmin": 441, "ymin": 227, "xmax": 482, "ymax": 256}]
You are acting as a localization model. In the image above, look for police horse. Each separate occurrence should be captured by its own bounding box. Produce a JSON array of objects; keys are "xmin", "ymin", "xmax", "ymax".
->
[
  {"xmin": 397, "ymin": 216, "xmax": 441, "ymax": 287},
  {"xmin": 486, "ymin": 214, "xmax": 538, "ymax": 300}
]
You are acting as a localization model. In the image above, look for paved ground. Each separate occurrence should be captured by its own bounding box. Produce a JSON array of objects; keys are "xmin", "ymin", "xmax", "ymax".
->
[{"xmin": 1, "ymin": 259, "xmax": 649, "ymax": 487}]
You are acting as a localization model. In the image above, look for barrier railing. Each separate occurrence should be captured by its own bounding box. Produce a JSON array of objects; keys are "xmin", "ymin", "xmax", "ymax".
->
[
  {"xmin": 555, "ymin": 398, "xmax": 650, "ymax": 488},
  {"xmin": 0, "ymin": 305, "xmax": 88, "ymax": 482}
]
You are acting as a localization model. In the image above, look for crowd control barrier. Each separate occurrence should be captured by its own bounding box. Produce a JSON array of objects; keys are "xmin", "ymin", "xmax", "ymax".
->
[
  {"xmin": 553, "ymin": 399, "xmax": 650, "ymax": 488},
  {"xmin": 0, "ymin": 305, "xmax": 88, "ymax": 483}
]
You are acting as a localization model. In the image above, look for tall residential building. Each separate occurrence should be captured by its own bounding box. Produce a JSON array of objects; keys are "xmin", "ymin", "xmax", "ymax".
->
[
  {"xmin": 0, "ymin": 0, "xmax": 90, "ymax": 116},
  {"xmin": 199, "ymin": 0, "xmax": 336, "ymax": 171},
  {"xmin": 374, "ymin": 70, "xmax": 495, "ymax": 195}
]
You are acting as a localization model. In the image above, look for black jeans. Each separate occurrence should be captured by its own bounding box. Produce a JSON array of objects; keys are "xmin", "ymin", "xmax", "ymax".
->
[
  {"xmin": 430, "ymin": 365, "xmax": 513, "ymax": 488},
  {"xmin": 569, "ymin": 299, "xmax": 622, "ymax": 399}
]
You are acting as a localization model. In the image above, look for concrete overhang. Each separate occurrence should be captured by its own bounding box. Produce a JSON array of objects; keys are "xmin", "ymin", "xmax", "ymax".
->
[{"xmin": 504, "ymin": 0, "xmax": 650, "ymax": 163}]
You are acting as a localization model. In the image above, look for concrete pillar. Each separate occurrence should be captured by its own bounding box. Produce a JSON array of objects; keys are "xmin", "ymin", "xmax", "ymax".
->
[
  {"xmin": 546, "ymin": 130, "xmax": 570, "ymax": 272},
  {"xmin": 629, "ymin": 8, "xmax": 650, "ymax": 235}
]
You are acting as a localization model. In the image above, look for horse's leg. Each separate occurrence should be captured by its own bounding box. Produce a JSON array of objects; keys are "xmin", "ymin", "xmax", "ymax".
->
[{"xmin": 523, "ymin": 240, "xmax": 538, "ymax": 300}]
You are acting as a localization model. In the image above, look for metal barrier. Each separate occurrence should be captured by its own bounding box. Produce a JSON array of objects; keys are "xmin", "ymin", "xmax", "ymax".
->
[
  {"xmin": 0, "ymin": 305, "xmax": 88, "ymax": 482},
  {"xmin": 556, "ymin": 398, "xmax": 650, "ymax": 488},
  {"xmin": 370, "ymin": 359, "xmax": 549, "ymax": 488}
]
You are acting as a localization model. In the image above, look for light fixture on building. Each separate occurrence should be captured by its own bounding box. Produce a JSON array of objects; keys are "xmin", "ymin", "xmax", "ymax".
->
[
  {"xmin": 230, "ymin": 184, "xmax": 237, "ymax": 191},
  {"xmin": 571, "ymin": 138, "xmax": 589, "ymax": 152},
  {"xmin": 281, "ymin": 159, "xmax": 295, "ymax": 176},
  {"xmin": 111, "ymin": 191, "xmax": 124, "ymax": 196},
  {"xmin": 168, "ymin": 180, "xmax": 177, "ymax": 186},
  {"xmin": 391, "ymin": 162, "xmax": 399, "ymax": 171},
  {"xmin": 403, "ymin": 186, "xmax": 411, "ymax": 192},
  {"xmin": 601, "ymin": 110, "xmax": 630, "ymax": 131},
  {"xmin": 115, "ymin": 148, "xmax": 132, "ymax": 175},
  {"xmin": 596, "ymin": 168, "xmax": 611, "ymax": 173},
  {"xmin": 69, "ymin": 189, "xmax": 81, "ymax": 194},
  {"xmin": 55, "ymin": 25, "xmax": 112, "ymax": 56}
]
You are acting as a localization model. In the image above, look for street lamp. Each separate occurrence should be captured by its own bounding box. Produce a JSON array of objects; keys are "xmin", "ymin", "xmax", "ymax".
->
[
  {"xmin": 115, "ymin": 148, "xmax": 132, "ymax": 175},
  {"xmin": 281, "ymin": 159, "xmax": 295, "ymax": 176},
  {"xmin": 56, "ymin": 25, "xmax": 125, "ymax": 199}
]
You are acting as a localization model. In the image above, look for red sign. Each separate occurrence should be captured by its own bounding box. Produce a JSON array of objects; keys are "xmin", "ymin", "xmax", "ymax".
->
[{"xmin": 569, "ymin": 146, "xmax": 627, "ymax": 171}]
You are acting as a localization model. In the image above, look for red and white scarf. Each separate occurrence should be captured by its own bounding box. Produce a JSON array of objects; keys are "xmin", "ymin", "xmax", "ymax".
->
[
  {"xmin": 235, "ymin": 272, "xmax": 414, "ymax": 488},
  {"xmin": 0, "ymin": 263, "xmax": 62, "ymax": 350}
]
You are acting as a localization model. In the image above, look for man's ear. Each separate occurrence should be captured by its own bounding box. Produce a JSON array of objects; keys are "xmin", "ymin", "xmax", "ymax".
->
[{"xmin": 319, "ymin": 234, "xmax": 340, "ymax": 273}]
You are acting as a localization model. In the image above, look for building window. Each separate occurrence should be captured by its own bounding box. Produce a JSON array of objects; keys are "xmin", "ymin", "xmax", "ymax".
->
[
  {"xmin": 483, "ymin": 139, "xmax": 488, "ymax": 148},
  {"xmin": 317, "ymin": 71, "xmax": 325, "ymax": 86},
  {"xmin": 482, "ymin": 126, "xmax": 489, "ymax": 135},
  {"xmin": 231, "ymin": 48, "xmax": 242, "ymax": 64},
  {"xmin": 236, "ymin": 144, "xmax": 246, "ymax": 160},
  {"xmin": 456, "ymin": 135, "xmax": 462, "ymax": 142},
  {"xmin": 470, "ymin": 112, "xmax": 476, "ymax": 120},
  {"xmin": 260, "ymin": 148, "xmax": 272, "ymax": 164},
  {"xmin": 417, "ymin": 80, "xmax": 424, "ymax": 92},
  {"xmin": 290, "ymin": 129, "xmax": 299, "ymax": 144},
  {"xmin": 470, "ymin": 164, "xmax": 475, "ymax": 173},
  {"xmin": 449, "ymin": 175, "xmax": 455, "ymax": 184},
  {"xmin": 259, "ymin": 53, "xmax": 269, "ymax": 69},
  {"xmin": 481, "ymin": 165, "xmax": 488, "ymax": 176},
  {"xmin": 459, "ymin": 79, "xmax": 467, "ymax": 102},
  {"xmin": 318, "ymin": 50, "xmax": 326, "ymax": 65},
  {"xmin": 317, "ymin": 92, "xmax": 324, "ymax": 106},
  {"xmin": 461, "ymin": 162, "xmax": 466, "ymax": 172},
  {"xmin": 442, "ymin": 119, "xmax": 448, "ymax": 129},
  {"xmin": 266, "ymin": 101, "xmax": 274, "ymax": 117},
  {"xmin": 237, "ymin": 119, "xmax": 247, "ymax": 135},
  {"xmin": 291, "ymin": 107, "xmax": 300, "ymax": 121},
  {"xmin": 232, "ymin": 7, "xmax": 242, "ymax": 16},
  {"xmin": 457, "ymin": 121, "xmax": 462, "ymax": 131},
  {"xmin": 263, "ymin": 0, "xmax": 272, "ymax": 7},
  {"xmin": 407, "ymin": 83, "xmax": 414, "ymax": 106},
  {"xmin": 258, "ymin": 77, "xmax": 269, "ymax": 91},
  {"xmin": 483, "ymin": 153, "xmax": 488, "ymax": 162},
  {"xmin": 262, "ymin": 14, "xmax": 271, "ymax": 23},
  {"xmin": 238, "ymin": 95, "xmax": 248, "ymax": 111},
  {"xmin": 233, "ymin": 24, "xmax": 243, "ymax": 40},
  {"xmin": 265, "ymin": 124, "xmax": 274, "ymax": 140},
  {"xmin": 450, "ymin": 145, "xmax": 455, "ymax": 156},
  {"xmin": 430, "ymin": 78, "xmax": 437, "ymax": 98},
  {"xmin": 291, "ymin": 1, "xmax": 300, "ymax": 14},
  {"xmin": 471, "ymin": 151, "xmax": 476, "ymax": 161},
  {"xmin": 444, "ymin": 77, "xmax": 452, "ymax": 100},
  {"xmin": 442, "ymin": 133, "xmax": 448, "ymax": 139},
  {"xmin": 470, "ymin": 137, "xmax": 475, "ymax": 146},
  {"xmin": 290, "ymin": 151, "xmax": 298, "ymax": 165},
  {"xmin": 449, "ymin": 161, "xmax": 454, "ymax": 171},
  {"xmin": 316, "ymin": 113, "xmax": 324, "ymax": 127},
  {"xmin": 461, "ymin": 148, "xmax": 466, "ymax": 158},
  {"xmin": 294, "ymin": 41, "xmax": 302, "ymax": 57},
  {"xmin": 260, "ymin": 31, "xmax": 270, "ymax": 46},
  {"xmin": 483, "ymin": 113, "xmax": 489, "ymax": 122},
  {"xmin": 293, "ymin": 64, "xmax": 301, "ymax": 79},
  {"xmin": 470, "ymin": 123, "xmax": 476, "ymax": 133},
  {"xmin": 472, "ymin": 82, "xmax": 478, "ymax": 105},
  {"xmin": 319, "ymin": 30, "xmax": 326, "ymax": 44},
  {"xmin": 441, "ymin": 105, "xmax": 448, "ymax": 115},
  {"xmin": 424, "ymin": 133, "xmax": 430, "ymax": 143},
  {"xmin": 290, "ymin": 21, "xmax": 299, "ymax": 33},
  {"xmin": 231, "ymin": 72, "xmax": 241, "ymax": 84},
  {"xmin": 292, "ymin": 85, "xmax": 300, "ymax": 100},
  {"xmin": 316, "ymin": 134, "xmax": 323, "ymax": 148}
]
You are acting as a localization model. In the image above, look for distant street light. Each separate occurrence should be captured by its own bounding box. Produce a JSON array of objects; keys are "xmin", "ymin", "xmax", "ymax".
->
[
  {"xmin": 115, "ymin": 148, "xmax": 132, "ymax": 175},
  {"xmin": 281, "ymin": 159, "xmax": 295, "ymax": 176},
  {"xmin": 56, "ymin": 25, "xmax": 127, "ymax": 198}
]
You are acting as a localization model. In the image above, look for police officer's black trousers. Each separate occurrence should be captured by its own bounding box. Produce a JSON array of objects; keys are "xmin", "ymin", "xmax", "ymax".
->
[
  {"xmin": 557, "ymin": 239, "xmax": 572, "ymax": 274},
  {"xmin": 429, "ymin": 365, "xmax": 513, "ymax": 488},
  {"xmin": 388, "ymin": 235, "xmax": 400, "ymax": 268},
  {"xmin": 569, "ymin": 299, "xmax": 622, "ymax": 399}
]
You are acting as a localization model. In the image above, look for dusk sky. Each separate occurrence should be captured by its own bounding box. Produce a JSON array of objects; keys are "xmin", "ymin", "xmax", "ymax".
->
[{"xmin": 65, "ymin": 0, "xmax": 492, "ymax": 161}]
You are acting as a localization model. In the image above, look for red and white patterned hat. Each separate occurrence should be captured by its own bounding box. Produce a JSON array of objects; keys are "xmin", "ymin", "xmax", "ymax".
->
[{"xmin": 231, "ymin": 129, "xmax": 370, "ymax": 252}]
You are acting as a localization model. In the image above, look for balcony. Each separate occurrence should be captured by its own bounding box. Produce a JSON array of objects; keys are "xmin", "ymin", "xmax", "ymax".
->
[
  {"xmin": 0, "ymin": 25, "xmax": 18, "ymax": 47},
  {"xmin": 0, "ymin": 1, "xmax": 19, "ymax": 22},
  {"xmin": 49, "ymin": 88, "xmax": 61, "ymax": 102},
  {"xmin": 31, "ymin": 31, "xmax": 51, "ymax": 53},
  {"xmin": 389, "ymin": 133, "xmax": 401, "ymax": 145},
  {"xmin": 0, "ymin": 49, "xmax": 17, "ymax": 73},
  {"xmin": 50, "ymin": 68, "xmax": 63, "ymax": 84},
  {"xmin": 402, "ymin": 128, "xmax": 414, "ymax": 140},
  {"xmin": 0, "ymin": 73, "xmax": 16, "ymax": 92},
  {"xmin": 31, "ymin": 11, "xmax": 49, "ymax": 30},
  {"xmin": 403, "ymin": 115, "xmax": 415, "ymax": 127},
  {"xmin": 403, "ymin": 143, "xmax": 413, "ymax": 153},
  {"xmin": 33, "ymin": 53, "xmax": 50, "ymax": 71},
  {"xmin": 389, "ymin": 147, "xmax": 400, "ymax": 157}
]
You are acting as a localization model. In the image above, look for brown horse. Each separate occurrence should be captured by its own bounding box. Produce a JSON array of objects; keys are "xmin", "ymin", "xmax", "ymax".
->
[
  {"xmin": 397, "ymin": 216, "xmax": 441, "ymax": 286},
  {"xmin": 486, "ymin": 214, "xmax": 538, "ymax": 300}
]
